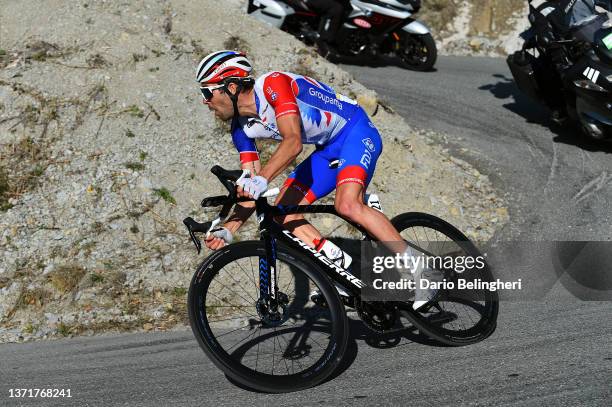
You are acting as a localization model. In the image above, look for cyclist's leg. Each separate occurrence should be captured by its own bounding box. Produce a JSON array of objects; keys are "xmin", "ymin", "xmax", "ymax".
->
[
  {"xmin": 333, "ymin": 112, "xmax": 405, "ymax": 245},
  {"xmin": 335, "ymin": 182, "xmax": 404, "ymax": 244},
  {"xmin": 274, "ymin": 149, "xmax": 337, "ymax": 246},
  {"xmin": 334, "ymin": 111, "xmax": 442, "ymax": 309}
]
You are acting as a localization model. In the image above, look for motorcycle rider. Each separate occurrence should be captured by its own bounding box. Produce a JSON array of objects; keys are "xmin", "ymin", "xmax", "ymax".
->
[
  {"xmin": 527, "ymin": 0, "xmax": 603, "ymax": 121},
  {"xmin": 304, "ymin": 0, "xmax": 348, "ymax": 55}
]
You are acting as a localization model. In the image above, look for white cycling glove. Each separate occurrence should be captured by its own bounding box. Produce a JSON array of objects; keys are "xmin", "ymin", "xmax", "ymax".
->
[
  {"xmin": 211, "ymin": 227, "xmax": 233, "ymax": 244},
  {"xmin": 236, "ymin": 175, "xmax": 268, "ymax": 199}
]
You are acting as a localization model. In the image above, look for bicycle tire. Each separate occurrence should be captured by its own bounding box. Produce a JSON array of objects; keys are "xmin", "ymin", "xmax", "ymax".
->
[
  {"xmin": 188, "ymin": 241, "xmax": 348, "ymax": 393},
  {"xmin": 390, "ymin": 212, "xmax": 499, "ymax": 346}
]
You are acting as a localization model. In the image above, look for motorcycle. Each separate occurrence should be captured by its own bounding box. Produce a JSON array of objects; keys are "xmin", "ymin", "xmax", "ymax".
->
[
  {"xmin": 507, "ymin": 10, "xmax": 612, "ymax": 141},
  {"xmin": 246, "ymin": 0, "xmax": 437, "ymax": 71}
]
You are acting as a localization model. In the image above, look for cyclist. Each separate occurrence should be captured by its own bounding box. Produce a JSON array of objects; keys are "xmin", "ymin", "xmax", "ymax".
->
[{"xmin": 196, "ymin": 50, "xmax": 439, "ymax": 310}]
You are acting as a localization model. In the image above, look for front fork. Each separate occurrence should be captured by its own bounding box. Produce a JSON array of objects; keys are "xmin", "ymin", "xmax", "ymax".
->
[
  {"xmin": 259, "ymin": 228, "xmax": 278, "ymax": 301},
  {"xmin": 257, "ymin": 226, "xmax": 290, "ymax": 326},
  {"xmin": 256, "ymin": 197, "xmax": 284, "ymax": 317}
]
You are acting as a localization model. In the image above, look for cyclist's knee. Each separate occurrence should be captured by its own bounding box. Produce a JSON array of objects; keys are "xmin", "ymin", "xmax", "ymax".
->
[{"xmin": 334, "ymin": 199, "xmax": 366, "ymax": 221}]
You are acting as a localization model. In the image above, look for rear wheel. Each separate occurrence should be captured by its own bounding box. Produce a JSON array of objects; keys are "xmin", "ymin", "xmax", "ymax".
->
[
  {"xmin": 391, "ymin": 212, "xmax": 499, "ymax": 346},
  {"xmin": 397, "ymin": 33, "xmax": 437, "ymax": 71},
  {"xmin": 188, "ymin": 241, "xmax": 348, "ymax": 393}
]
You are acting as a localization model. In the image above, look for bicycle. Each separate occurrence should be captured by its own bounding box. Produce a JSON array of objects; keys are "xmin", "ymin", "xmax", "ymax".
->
[{"xmin": 183, "ymin": 165, "xmax": 499, "ymax": 393}]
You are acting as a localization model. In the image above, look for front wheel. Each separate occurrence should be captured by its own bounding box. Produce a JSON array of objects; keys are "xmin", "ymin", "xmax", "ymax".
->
[
  {"xmin": 397, "ymin": 33, "xmax": 437, "ymax": 71},
  {"xmin": 188, "ymin": 241, "xmax": 349, "ymax": 393},
  {"xmin": 391, "ymin": 212, "xmax": 499, "ymax": 345}
]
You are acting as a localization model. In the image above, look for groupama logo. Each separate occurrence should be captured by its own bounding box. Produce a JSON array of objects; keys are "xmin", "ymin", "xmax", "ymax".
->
[{"xmin": 308, "ymin": 88, "xmax": 343, "ymax": 110}]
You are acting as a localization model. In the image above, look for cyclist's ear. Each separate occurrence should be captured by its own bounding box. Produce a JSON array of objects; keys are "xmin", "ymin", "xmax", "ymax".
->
[{"xmin": 225, "ymin": 82, "xmax": 237, "ymax": 95}]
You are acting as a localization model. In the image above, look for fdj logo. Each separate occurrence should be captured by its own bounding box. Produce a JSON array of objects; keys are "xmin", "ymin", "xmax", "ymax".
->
[
  {"xmin": 362, "ymin": 138, "xmax": 375, "ymax": 152},
  {"xmin": 360, "ymin": 150, "xmax": 372, "ymax": 169},
  {"xmin": 360, "ymin": 138, "xmax": 375, "ymax": 169}
]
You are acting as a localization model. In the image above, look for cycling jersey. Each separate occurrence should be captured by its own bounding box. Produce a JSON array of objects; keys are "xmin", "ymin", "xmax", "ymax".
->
[{"xmin": 231, "ymin": 71, "xmax": 382, "ymax": 203}]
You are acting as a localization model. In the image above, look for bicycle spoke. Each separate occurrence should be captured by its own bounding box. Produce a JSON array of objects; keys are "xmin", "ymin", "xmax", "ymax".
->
[
  {"xmin": 207, "ymin": 315, "xmax": 255, "ymax": 324},
  {"xmin": 221, "ymin": 261, "xmax": 258, "ymax": 303},
  {"xmin": 226, "ymin": 323, "xmax": 262, "ymax": 353},
  {"xmin": 209, "ymin": 278, "xmax": 256, "ymax": 310},
  {"xmin": 234, "ymin": 258, "xmax": 259, "ymax": 299}
]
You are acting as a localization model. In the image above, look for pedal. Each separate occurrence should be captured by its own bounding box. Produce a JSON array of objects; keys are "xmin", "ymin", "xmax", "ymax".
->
[
  {"xmin": 310, "ymin": 287, "xmax": 353, "ymax": 308},
  {"xmin": 310, "ymin": 290, "xmax": 328, "ymax": 308}
]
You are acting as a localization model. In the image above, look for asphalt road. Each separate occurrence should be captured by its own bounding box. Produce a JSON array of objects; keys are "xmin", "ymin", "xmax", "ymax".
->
[
  {"xmin": 1, "ymin": 56, "xmax": 611, "ymax": 406},
  {"xmin": 342, "ymin": 56, "xmax": 612, "ymax": 241},
  {"xmin": 0, "ymin": 299, "xmax": 610, "ymax": 407}
]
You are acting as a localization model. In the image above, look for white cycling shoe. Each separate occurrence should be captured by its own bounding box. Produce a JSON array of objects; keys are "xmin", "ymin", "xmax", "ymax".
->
[{"xmin": 412, "ymin": 267, "xmax": 443, "ymax": 311}]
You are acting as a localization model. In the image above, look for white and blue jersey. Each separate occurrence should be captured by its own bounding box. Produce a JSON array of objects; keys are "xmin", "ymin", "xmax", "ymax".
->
[{"xmin": 232, "ymin": 71, "xmax": 382, "ymax": 203}]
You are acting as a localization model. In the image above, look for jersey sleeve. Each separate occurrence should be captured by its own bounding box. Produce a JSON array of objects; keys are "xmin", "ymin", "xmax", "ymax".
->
[
  {"xmin": 231, "ymin": 123, "xmax": 259, "ymax": 164},
  {"xmin": 262, "ymin": 72, "xmax": 300, "ymax": 120}
]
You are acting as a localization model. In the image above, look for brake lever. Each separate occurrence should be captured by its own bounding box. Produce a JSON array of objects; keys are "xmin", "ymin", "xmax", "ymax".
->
[
  {"xmin": 188, "ymin": 227, "xmax": 202, "ymax": 254},
  {"xmin": 183, "ymin": 217, "xmax": 212, "ymax": 254}
]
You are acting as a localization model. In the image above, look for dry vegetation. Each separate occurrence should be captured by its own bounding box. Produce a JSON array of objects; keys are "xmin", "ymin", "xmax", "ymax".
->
[
  {"xmin": 420, "ymin": 0, "xmax": 460, "ymax": 35},
  {"xmin": 48, "ymin": 265, "xmax": 87, "ymax": 294}
]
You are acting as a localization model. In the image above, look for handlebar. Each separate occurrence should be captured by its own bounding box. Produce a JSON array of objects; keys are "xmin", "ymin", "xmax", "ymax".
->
[
  {"xmin": 183, "ymin": 166, "xmax": 279, "ymax": 254},
  {"xmin": 210, "ymin": 165, "xmax": 244, "ymax": 181}
]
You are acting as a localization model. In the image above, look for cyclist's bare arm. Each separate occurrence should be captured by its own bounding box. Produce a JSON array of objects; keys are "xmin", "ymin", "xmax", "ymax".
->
[
  {"xmin": 204, "ymin": 160, "xmax": 261, "ymax": 250},
  {"xmin": 225, "ymin": 160, "xmax": 260, "ymax": 232},
  {"xmin": 258, "ymin": 114, "xmax": 303, "ymax": 182},
  {"xmin": 208, "ymin": 115, "xmax": 302, "ymax": 249},
  {"xmin": 229, "ymin": 115, "xmax": 303, "ymax": 231}
]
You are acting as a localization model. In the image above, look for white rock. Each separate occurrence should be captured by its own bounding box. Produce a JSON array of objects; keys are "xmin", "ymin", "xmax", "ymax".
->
[{"xmin": 44, "ymin": 313, "xmax": 60, "ymax": 325}]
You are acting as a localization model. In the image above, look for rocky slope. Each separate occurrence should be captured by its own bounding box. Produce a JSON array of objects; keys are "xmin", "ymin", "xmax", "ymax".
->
[
  {"xmin": 420, "ymin": 0, "xmax": 530, "ymax": 56},
  {"xmin": 0, "ymin": 0, "xmax": 508, "ymax": 342},
  {"xmin": 423, "ymin": 0, "xmax": 611, "ymax": 56}
]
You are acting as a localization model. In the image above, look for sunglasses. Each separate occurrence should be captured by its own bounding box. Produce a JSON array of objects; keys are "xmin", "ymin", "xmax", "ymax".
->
[{"xmin": 199, "ymin": 84, "xmax": 224, "ymax": 101}]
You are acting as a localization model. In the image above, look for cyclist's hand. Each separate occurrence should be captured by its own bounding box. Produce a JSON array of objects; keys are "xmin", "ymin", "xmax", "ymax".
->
[
  {"xmin": 204, "ymin": 227, "xmax": 233, "ymax": 250},
  {"xmin": 236, "ymin": 175, "xmax": 268, "ymax": 199},
  {"xmin": 237, "ymin": 185, "xmax": 250, "ymax": 199}
]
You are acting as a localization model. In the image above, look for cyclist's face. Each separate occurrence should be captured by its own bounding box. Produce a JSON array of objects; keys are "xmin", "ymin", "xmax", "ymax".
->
[{"xmin": 201, "ymin": 86, "xmax": 233, "ymax": 120}]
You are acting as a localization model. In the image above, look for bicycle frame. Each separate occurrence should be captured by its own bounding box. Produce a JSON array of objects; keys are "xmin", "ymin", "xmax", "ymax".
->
[
  {"xmin": 184, "ymin": 166, "xmax": 436, "ymax": 307},
  {"xmin": 255, "ymin": 198, "xmax": 370, "ymax": 301}
]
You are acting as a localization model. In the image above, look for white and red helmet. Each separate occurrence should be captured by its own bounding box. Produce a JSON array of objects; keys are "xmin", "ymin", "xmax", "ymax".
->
[{"xmin": 195, "ymin": 50, "xmax": 253, "ymax": 84}]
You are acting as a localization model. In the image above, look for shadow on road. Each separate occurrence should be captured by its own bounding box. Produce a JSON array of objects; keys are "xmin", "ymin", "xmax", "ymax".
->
[
  {"xmin": 324, "ymin": 316, "xmax": 446, "ymax": 385},
  {"xmin": 224, "ymin": 317, "xmax": 443, "ymax": 393},
  {"xmin": 479, "ymin": 74, "xmax": 612, "ymax": 154}
]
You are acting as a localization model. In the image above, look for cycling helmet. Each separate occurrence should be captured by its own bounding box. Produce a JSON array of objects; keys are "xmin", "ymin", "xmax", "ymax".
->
[{"xmin": 195, "ymin": 50, "xmax": 252, "ymax": 84}]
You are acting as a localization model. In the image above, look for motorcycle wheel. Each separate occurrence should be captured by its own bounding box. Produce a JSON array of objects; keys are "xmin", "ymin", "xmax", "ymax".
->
[
  {"xmin": 576, "ymin": 102, "xmax": 612, "ymax": 142},
  {"xmin": 397, "ymin": 33, "xmax": 437, "ymax": 71}
]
